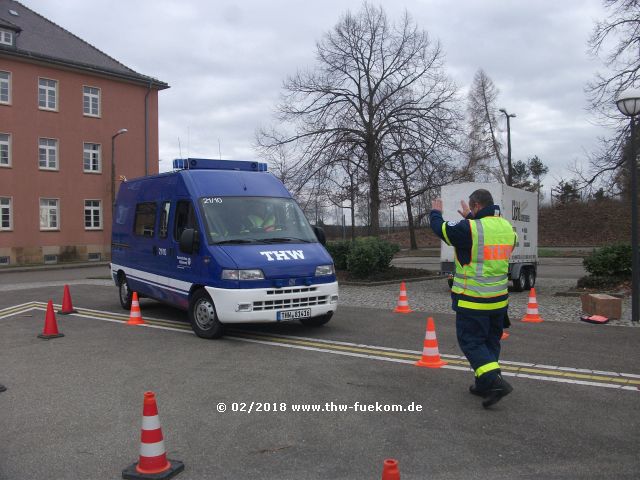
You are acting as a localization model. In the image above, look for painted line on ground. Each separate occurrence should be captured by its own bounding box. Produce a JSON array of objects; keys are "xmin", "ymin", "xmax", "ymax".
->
[{"xmin": 4, "ymin": 302, "xmax": 639, "ymax": 392}]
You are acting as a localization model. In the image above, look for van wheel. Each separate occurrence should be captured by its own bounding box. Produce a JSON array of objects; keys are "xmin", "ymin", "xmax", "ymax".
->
[
  {"xmin": 118, "ymin": 274, "xmax": 132, "ymax": 310},
  {"xmin": 525, "ymin": 268, "xmax": 536, "ymax": 290},
  {"xmin": 188, "ymin": 290, "xmax": 224, "ymax": 339},
  {"xmin": 512, "ymin": 268, "xmax": 527, "ymax": 292},
  {"xmin": 300, "ymin": 312, "xmax": 333, "ymax": 327}
]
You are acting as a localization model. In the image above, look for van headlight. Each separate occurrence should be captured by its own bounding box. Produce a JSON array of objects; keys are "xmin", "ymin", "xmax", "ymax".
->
[
  {"xmin": 222, "ymin": 269, "xmax": 265, "ymax": 280},
  {"xmin": 315, "ymin": 264, "xmax": 334, "ymax": 276}
]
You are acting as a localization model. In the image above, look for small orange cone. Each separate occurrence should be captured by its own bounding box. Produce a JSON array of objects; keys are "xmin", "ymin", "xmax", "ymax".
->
[
  {"xmin": 521, "ymin": 288, "xmax": 543, "ymax": 323},
  {"xmin": 58, "ymin": 284, "xmax": 78, "ymax": 314},
  {"xmin": 415, "ymin": 317, "xmax": 447, "ymax": 368},
  {"xmin": 501, "ymin": 331, "xmax": 510, "ymax": 340},
  {"xmin": 127, "ymin": 292, "xmax": 145, "ymax": 325},
  {"xmin": 122, "ymin": 391, "xmax": 184, "ymax": 479},
  {"xmin": 381, "ymin": 459, "xmax": 400, "ymax": 480},
  {"xmin": 38, "ymin": 300, "xmax": 64, "ymax": 339},
  {"xmin": 393, "ymin": 282, "xmax": 412, "ymax": 313}
]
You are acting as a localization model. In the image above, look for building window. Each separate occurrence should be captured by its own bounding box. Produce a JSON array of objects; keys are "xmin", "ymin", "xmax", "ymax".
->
[
  {"xmin": 0, "ymin": 197, "xmax": 12, "ymax": 230},
  {"xmin": 39, "ymin": 198, "xmax": 59, "ymax": 230},
  {"xmin": 0, "ymin": 29, "xmax": 13, "ymax": 46},
  {"xmin": 83, "ymin": 86, "xmax": 100, "ymax": 117},
  {"xmin": 83, "ymin": 142, "xmax": 101, "ymax": 172},
  {"xmin": 0, "ymin": 133, "xmax": 10, "ymax": 167},
  {"xmin": 38, "ymin": 78, "xmax": 57, "ymax": 110},
  {"xmin": 84, "ymin": 200, "xmax": 102, "ymax": 230},
  {"xmin": 38, "ymin": 138, "xmax": 58, "ymax": 170},
  {"xmin": 0, "ymin": 71, "xmax": 10, "ymax": 104}
]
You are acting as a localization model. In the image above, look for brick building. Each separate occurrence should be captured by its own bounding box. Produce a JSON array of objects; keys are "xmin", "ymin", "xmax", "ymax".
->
[{"xmin": 0, "ymin": 0, "xmax": 168, "ymax": 266}]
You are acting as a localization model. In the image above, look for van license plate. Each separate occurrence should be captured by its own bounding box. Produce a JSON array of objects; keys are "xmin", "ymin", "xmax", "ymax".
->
[{"xmin": 278, "ymin": 308, "xmax": 311, "ymax": 321}]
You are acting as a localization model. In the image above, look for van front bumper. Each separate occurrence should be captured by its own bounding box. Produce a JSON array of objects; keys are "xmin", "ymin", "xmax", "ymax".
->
[{"xmin": 205, "ymin": 282, "xmax": 339, "ymax": 323}]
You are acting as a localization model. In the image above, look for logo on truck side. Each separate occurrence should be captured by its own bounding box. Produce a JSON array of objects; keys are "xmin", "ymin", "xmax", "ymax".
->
[
  {"xmin": 512, "ymin": 200, "xmax": 530, "ymax": 223},
  {"xmin": 259, "ymin": 250, "xmax": 305, "ymax": 261}
]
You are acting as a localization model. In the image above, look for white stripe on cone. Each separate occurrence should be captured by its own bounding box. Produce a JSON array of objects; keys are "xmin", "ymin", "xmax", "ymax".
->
[
  {"xmin": 527, "ymin": 307, "xmax": 538, "ymax": 314},
  {"xmin": 142, "ymin": 415, "xmax": 161, "ymax": 430},
  {"xmin": 422, "ymin": 347, "xmax": 440, "ymax": 356},
  {"xmin": 140, "ymin": 440, "xmax": 166, "ymax": 457},
  {"xmin": 425, "ymin": 331, "xmax": 437, "ymax": 340}
]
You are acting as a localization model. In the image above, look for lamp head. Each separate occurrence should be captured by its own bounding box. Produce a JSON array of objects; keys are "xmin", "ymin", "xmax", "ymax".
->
[{"xmin": 616, "ymin": 88, "xmax": 640, "ymax": 117}]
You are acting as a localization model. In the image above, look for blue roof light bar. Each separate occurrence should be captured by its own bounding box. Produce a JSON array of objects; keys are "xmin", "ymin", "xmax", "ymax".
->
[{"xmin": 172, "ymin": 158, "xmax": 268, "ymax": 172}]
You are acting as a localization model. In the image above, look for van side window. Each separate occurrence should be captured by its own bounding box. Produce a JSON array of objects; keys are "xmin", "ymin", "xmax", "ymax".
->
[
  {"xmin": 159, "ymin": 201, "xmax": 171, "ymax": 239},
  {"xmin": 134, "ymin": 202, "xmax": 157, "ymax": 237},
  {"xmin": 174, "ymin": 200, "xmax": 196, "ymax": 241}
]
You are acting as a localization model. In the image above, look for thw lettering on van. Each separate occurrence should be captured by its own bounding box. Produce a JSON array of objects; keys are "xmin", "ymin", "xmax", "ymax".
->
[{"xmin": 260, "ymin": 250, "xmax": 305, "ymax": 261}]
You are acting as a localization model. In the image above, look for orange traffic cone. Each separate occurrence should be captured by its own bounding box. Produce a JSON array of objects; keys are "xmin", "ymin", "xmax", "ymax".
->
[
  {"xmin": 122, "ymin": 391, "xmax": 184, "ymax": 480},
  {"xmin": 38, "ymin": 300, "xmax": 64, "ymax": 339},
  {"xmin": 415, "ymin": 317, "xmax": 447, "ymax": 368},
  {"xmin": 521, "ymin": 288, "xmax": 543, "ymax": 323},
  {"xmin": 127, "ymin": 292, "xmax": 145, "ymax": 325},
  {"xmin": 381, "ymin": 459, "xmax": 400, "ymax": 480},
  {"xmin": 393, "ymin": 282, "xmax": 412, "ymax": 314},
  {"xmin": 58, "ymin": 284, "xmax": 78, "ymax": 314}
]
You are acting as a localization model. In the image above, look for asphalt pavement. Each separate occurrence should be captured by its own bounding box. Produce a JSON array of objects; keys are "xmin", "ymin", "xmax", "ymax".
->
[{"xmin": 0, "ymin": 282, "xmax": 638, "ymax": 479}]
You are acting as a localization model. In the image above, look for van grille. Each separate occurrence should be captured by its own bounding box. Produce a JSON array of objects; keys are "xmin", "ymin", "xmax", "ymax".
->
[
  {"xmin": 253, "ymin": 294, "xmax": 329, "ymax": 311},
  {"xmin": 266, "ymin": 287, "xmax": 316, "ymax": 295}
]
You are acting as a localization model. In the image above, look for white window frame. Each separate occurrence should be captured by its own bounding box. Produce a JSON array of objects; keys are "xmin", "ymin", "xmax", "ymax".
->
[
  {"xmin": 38, "ymin": 137, "xmax": 59, "ymax": 170},
  {"xmin": 83, "ymin": 142, "xmax": 102, "ymax": 173},
  {"xmin": 39, "ymin": 198, "xmax": 60, "ymax": 231},
  {"xmin": 0, "ymin": 197, "xmax": 12, "ymax": 231},
  {"xmin": 38, "ymin": 77, "xmax": 58, "ymax": 111},
  {"xmin": 0, "ymin": 29, "xmax": 13, "ymax": 46},
  {"xmin": 83, "ymin": 86, "xmax": 101, "ymax": 117},
  {"xmin": 84, "ymin": 199, "xmax": 102, "ymax": 230},
  {"xmin": 0, "ymin": 71, "xmax": 10, "ymax": 105},
  {"xmin": 0, "ymin": 133, "xmax": 10, "ymax": 167}
]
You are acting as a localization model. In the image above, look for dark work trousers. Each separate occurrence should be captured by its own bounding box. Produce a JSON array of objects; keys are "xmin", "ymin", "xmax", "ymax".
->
[{"xmin": 455, "ymin": 308, "xmax": 506, "ymax": 391}]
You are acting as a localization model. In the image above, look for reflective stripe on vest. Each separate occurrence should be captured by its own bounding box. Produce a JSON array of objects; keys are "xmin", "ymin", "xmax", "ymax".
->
[{"xmin": 452, "ymin": 216, "xmax": 515, "ymax": 306}]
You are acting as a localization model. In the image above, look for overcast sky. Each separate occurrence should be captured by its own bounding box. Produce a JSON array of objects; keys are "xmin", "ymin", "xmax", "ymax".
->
[{"xmin": 27, "ymin": 0, "xmax": 613, "ymax": 195}]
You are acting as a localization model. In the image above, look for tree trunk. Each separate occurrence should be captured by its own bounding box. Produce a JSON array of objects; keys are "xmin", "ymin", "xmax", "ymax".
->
[
  {"xmin": 405, "ymin": 196, "xmax": 417, "ymax": 250},
  {"xmin": 367, "ymin": 138, "xmax": 380, "ymax": 236}
]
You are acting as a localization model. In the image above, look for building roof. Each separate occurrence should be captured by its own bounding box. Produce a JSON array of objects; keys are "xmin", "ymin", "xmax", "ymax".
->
[{"xmin": 0, "ymin": 0, "xmax": 168, "ymax": 89}]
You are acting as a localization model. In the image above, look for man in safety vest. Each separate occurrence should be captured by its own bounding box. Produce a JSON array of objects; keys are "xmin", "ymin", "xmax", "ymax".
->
[{"xmin": 430, "ymin": 189, "xmax": 517, "ymax": 408}]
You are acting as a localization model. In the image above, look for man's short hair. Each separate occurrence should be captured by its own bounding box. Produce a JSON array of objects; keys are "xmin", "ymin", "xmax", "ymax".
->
[{"xmin": 469, "ymin": 189, "xmax": 494, "ymax": 209}]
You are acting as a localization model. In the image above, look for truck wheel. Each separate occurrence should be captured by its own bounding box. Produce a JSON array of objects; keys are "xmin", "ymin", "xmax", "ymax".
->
[
  {"xmin": 525, "ymin": 268, "xmax": 536, "ymax": 290},
  {"xmin": 188, "ymin": 289, "xmax": 224, "ymax": 339},
  {"xmin": 300, "ymin": 312, "xmax": 333, "ymax": 327},
  {"xmin": 118, "ymin": 273, "xmax": 132, "ymax": 310},
  {"xmin": 512, "ymin": 268, "xmax": 527, "ymax": 292}
]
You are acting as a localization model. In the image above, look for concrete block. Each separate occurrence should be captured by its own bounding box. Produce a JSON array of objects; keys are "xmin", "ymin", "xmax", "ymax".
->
[{"xmin": 580, "ymin": 293, "xmax": 622, "ymax": 320}]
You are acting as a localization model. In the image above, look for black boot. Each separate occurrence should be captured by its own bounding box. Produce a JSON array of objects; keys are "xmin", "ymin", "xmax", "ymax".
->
[
  {"xmin": 482, "ymin": 375, "xmax": 513, "ymax": 408},
  {"xmin": 469, "ymin": 384, "xmax": 489, "ymax": 397},
  {"xmin": 0, "ymin": 384, "xmax": 6, "ymax": 393}
]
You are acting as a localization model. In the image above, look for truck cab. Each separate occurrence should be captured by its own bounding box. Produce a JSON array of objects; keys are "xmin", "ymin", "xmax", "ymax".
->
[{"xmin": 111, "ymin": 158, "xmax": 339, "ymax": 338}]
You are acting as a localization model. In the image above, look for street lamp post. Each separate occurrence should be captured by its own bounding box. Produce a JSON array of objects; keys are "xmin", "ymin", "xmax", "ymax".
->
[
  {"xmin": 111, "ymin": 128, "xmax": 128, "ymax": 209},
  {"xmin": 616, "ymin": 88, "xmax": 640, "ymax": 324},
  {"xmin": 499, "ymin": 108, "xmax": 516, "ymax": 186}
]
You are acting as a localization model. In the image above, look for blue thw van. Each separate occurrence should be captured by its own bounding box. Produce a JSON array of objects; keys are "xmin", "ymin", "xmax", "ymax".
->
[{"xmin": 111, "ymin": 158, "xmax": 339, "ymax": 338}]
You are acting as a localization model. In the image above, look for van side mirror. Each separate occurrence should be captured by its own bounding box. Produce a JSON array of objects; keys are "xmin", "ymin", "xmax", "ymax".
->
[
  {"xmin": 179, "ymin": 228, "xmax": 198, "ymax": 254},
  {"xmin": 313, "ymin": 226, "xmax": 326, "ymax": 246}
]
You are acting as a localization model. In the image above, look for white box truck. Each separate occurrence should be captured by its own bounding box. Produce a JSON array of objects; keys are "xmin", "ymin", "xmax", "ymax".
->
[{"xmin": 439, "ymin": 182, "xmax": 538, "ymax": 291}]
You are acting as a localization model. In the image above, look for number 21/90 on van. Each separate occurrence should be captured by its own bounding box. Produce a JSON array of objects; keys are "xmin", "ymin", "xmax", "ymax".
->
[{"xmin": 110, "ymin": 158, "xmax": 339, "ymax": 339}]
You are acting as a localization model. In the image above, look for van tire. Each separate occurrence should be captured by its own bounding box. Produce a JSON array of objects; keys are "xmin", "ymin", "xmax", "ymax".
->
[
  {"xmin": 300, "ymin": 312, "xmax": 333, "ymax": 327},
  {"xmin": 118, "ymin": 274, "xmax": 132, "ymax": 310},
  {"xmin": 525, "ymin": 267, "xmax": 536, "ymax": 290},
  {"xmin": 188, "ymin": 289, "xmax": 224, "ymax": 339},
  {"xmin": 512, "ymin": 267, "xmax": 527, "ymax": 292}
]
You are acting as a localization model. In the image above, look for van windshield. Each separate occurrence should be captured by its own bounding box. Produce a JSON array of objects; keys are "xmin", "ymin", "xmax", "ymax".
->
[{"xmin": 199, "ymin": 196, "xmax": 318, "ymax": 245}]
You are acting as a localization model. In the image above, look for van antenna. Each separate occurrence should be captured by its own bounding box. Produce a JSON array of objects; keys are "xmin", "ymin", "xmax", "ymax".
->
[
  {"xmin": 178, "ymin": 137, "xmax": 186, "ymax": 169},
  {"xmin": 218, "ymin": 139, "xmax": 222, "ymax": 160}
]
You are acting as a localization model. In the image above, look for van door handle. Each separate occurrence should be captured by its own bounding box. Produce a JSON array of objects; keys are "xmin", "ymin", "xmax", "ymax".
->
[{"xmin": 152, "ymin": 246, "xmax": 158, "ymax": 255}]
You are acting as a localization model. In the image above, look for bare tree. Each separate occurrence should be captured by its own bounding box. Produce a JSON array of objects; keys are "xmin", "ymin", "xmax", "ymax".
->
[
  {"xmin": 465, "ymin": 69, "xmax": 508, "ymax": 182},
  {"xmin": 257, "ymin": 3, "xmax": 457, "ymax": 235},
  {"xmin": 581, "ymin": 0, "xmax": 640, "ymax": 194}
]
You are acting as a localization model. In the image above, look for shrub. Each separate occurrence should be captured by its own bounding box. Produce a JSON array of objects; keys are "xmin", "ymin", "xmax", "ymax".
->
[
  {"xmin": 583, "ymin": 244, "xmax": 632, "ymax": 278},
  {"xmin": 325, "ymin": 240, "xmax": 351, "ymax": 270},
  {"xmin": 346, "ymin": 237, "xmax": 400, "ymax": 278},
  {"xmin": 576, "ymin": 275, "xmax": 624, "ymax": 290}
]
